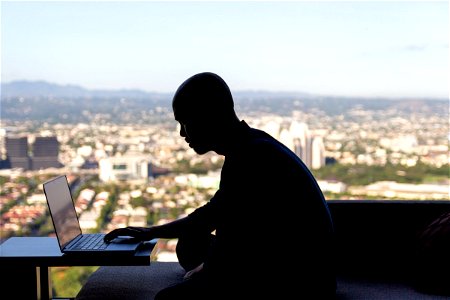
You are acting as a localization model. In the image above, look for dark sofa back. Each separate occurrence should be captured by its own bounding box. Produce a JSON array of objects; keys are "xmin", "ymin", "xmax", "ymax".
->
[{"xmin": 327, "ymin": 200, "xmax": 450, "ymax": 279}]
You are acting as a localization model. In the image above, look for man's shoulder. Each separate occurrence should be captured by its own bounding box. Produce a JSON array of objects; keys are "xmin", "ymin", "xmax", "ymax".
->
[
  {"xmin": 247, "ymin": 127, "xmax": 278, "ymax": 145},
  {"xmin": 238, "ymin": 121, "xmax": 278, "ymax": 146},
  {"xmin": 231, "ymin": 123, "xmax": 292, "ymax": 158},
  {"xmin": 246, "ymin": 128, "xmax": 290, "ymax": 154},
  {"xmin": 244, "ymin": 127, "xmax": 307, "ymax": 166}
]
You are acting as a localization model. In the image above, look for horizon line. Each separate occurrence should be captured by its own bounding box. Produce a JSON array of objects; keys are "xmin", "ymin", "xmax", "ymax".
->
[{"xmin": 1, "ymin": 79, "xmax": 448, "ymax": 101}]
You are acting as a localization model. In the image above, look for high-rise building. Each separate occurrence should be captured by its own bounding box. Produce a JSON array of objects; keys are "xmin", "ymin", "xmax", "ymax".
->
[
  {"xmin": 275, "ymin": 121, "xmax": 326, "ymax": 170},
  {"xmin": 0, "ymin": 128, "xmax": 6, "ymax": 160},
  {"xmin": 279, "ymin": 128, "xmax": 294, "ymax": 151},
  {"xmin": 262, "ymin": 120, "xmax": 281, "ymax": 139},
  {"xmin": 290, "ymin": 121, "xmax": 311, "ymax": 164},
  {"xmin": 5, "ymin": 136, "xmax": 30, "ymax": 170},
  {"xmin": 311, "ymin": 136, "xmax": 326, "ymax": 169},
  {"xmin": 31, "ymin": 136, "xmax": 61, "ymax": 170}
]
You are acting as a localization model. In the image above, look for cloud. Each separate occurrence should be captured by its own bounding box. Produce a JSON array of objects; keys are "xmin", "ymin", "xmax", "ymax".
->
[
  {"xmin": 402, "ymin": 44, "xmax": 428, "ymax": 51},
  {"xmin": 401, "ymin": 43, "xmax": 449, "ymax": 52}
]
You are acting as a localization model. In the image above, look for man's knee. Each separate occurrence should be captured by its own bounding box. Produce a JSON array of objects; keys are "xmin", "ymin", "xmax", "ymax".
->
[
  {"xmin": 155, "ymin": 276, "xmax": 211, "ymax": 300},
  {"xmin": 176, "ymin": 233, "xmax": 214, "ymax": 271}
]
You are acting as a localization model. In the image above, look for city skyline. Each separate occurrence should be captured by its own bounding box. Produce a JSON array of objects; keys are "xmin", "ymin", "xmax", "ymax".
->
[{"xmin": 2, "ymin": 1, "xmax": 448, "ymax": 98}]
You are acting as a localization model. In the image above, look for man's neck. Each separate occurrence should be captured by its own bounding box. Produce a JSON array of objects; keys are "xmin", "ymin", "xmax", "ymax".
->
[{"xmin": 215, "ymin": 120, "xmax": 247, "ymax": 156}]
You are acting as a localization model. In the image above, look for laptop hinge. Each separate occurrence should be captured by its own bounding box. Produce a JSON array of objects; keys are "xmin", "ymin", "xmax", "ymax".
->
[{"xmin": 63, "ymin": 234, "xmax": 83, "ymax": 251}]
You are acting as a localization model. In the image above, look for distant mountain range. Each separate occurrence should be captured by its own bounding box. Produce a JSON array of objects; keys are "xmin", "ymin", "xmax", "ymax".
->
[
  {"xmin": 2, "ymin": 80, "xmax": 446, "ymax": 101},
  {"xmin": 1, "ymin": 80, "xmax": 447, "ymax": 124},
  {"xmin": 0, "ymin": 80, "xmax": 167, "ymax": 99},
  {"xmin": 0, "ymin": 80, "xmax": 312, "ymax": 100}
]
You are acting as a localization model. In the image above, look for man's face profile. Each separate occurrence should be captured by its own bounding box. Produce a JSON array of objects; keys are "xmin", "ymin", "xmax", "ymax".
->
[
  {"xmin": 172, "ymin": 72, "xmax": 234, "ymax": 155},
  {"xmin": 174, "ymin": 107, "xmax": 216, "ymax": 155}
]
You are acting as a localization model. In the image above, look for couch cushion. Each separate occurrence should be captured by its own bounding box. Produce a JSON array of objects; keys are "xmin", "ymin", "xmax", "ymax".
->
[
  {"xmin": 75, "ymin": 262, "xmax": 185, "ymax": 300},
  {"xmin": 336, "ymin": 276, "xmax": 450, "ymax": 300}
]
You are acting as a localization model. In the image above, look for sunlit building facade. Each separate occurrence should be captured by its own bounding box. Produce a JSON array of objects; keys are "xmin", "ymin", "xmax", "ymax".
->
[{"xmin": 99, "ymin": 152, "xmax": 151, "ymax": 182}]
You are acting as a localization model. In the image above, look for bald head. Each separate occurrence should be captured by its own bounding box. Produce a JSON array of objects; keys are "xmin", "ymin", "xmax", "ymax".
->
[
  {"xmin": 172, "ymin": 72, "xmax": 236, "ymax": 122},
  {"xmin": 172, "ymin": 72, "xmax": 241, "ymax": 155}
]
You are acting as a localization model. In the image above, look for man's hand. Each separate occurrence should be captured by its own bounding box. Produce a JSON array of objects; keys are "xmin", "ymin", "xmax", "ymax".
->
[
  {"xmin": 183, "ymin": 263, "xmax": 204, "ymax": 280},
  {"xmin": 104, "ymin": 226, "xmax": 152, "ymax": 243}
]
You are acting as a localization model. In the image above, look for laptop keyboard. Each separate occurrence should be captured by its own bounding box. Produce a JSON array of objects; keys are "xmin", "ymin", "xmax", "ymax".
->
[{"xmin": 72, "ymin": 234, "xmax": 108, "ymax": 250}]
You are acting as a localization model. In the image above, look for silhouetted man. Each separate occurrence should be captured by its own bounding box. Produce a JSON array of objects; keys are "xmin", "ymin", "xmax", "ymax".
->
[{"xmin": 105, "ymin": 72, "xmax": 336, "ymax": 299}]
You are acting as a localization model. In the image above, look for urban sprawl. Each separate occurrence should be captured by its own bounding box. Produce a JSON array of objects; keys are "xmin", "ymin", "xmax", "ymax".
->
[{"xmin": 1, "ymin": 96, "xmax": 448, "ymax": 260}]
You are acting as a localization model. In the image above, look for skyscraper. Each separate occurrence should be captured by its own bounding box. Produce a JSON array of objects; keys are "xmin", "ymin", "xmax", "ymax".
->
[
  {"xmin": 31, "ymin": 136, "xmax": 61, "ymax": 170},
  {"xmin": 279, "ymin": 128, "xmax": 295, "ymax": 152},
  {"xmin": 5, "ymin": 136, "xmax": 30, "ymax": 170},
  {"xmin": 290, "ymin": 121, "xmax": 311, "ymax": 166},
  {"xmin": 311, "ymin": 136, "xmax": 326, "ymax": 170},
  {"xmin": 276, "ymin": 121, "xmax": 326, "ymax": 170},
  {"xmin": 0, "ymin": 128, "xmax": 6, "ymax": 160}
]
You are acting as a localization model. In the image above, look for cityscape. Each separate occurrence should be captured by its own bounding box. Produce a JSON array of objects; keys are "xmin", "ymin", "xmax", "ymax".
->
[
  {"xmin": 1, "ymin": 1, "xmax": 447, "ymax": 297},
  {"xmin": 0, "ymin": 83, "xmax": 449, "ymax": 296}
]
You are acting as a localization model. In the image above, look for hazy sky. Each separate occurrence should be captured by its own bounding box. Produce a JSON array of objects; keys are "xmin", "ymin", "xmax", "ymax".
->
[{"xmin": 1, "ymin": 1, "xmax": 448, "ymax": 98}]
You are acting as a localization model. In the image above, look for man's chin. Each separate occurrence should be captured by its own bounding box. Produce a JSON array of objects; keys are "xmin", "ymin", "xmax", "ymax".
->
[{"xmin": 191, "ymin": 145, "xmax": 210, "ymax": 155}]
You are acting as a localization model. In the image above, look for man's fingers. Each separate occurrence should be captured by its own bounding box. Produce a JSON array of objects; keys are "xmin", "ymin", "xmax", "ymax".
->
[
  {"xmin": 104, "ymin": 228, "xmax": 128, "ymax": 242},
  {"xmin": 183, "ymin": 270, "xmax": 194, "ymax": 280},
  {"xmin": 104, "ymin": 227, "xmax": 148, "ymax": 242},
  {"xmin": 104, "ymin": 226, "xmax": 152, "ymax": 243},
  {"xmin": 126, "ymin": 227, "xmax": 143, "ymax": 233}
]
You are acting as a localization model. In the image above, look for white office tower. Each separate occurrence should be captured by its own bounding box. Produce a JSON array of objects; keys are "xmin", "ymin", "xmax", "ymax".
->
[
  {"xmin": 290, "ymin": 121, "xmax": 311, "ymax": 166},
  {"xmin": 264, "ymin": 120, "xmax": 325, "ymax": 170},
  {"xmin": 262, "ymin": 120, "xmax": 281, "ymax": 139},
  {"xmin": 311, "ymin": 136, "xmax": 326, "ymax": 169},
  {"xmin": 279, "ymin": 128, "xmax": 295, "ymax": 152},
  {"xmin": 99, "ymin": 152, "xmax": 150, "ymax": 182},
  {"xmin": 0, "ymin": 128, "xmax": 5, "ymax": 160}
]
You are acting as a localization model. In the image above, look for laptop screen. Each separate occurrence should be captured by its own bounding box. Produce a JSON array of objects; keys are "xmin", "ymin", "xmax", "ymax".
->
[{"xmin": 43, "ymin": 175, "xmax": 82, "ymax": 250}]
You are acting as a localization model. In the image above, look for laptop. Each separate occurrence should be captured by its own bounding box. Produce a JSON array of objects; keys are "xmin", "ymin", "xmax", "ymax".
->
[{"xmin": 43, "ymin": 175, "xmax": 143, "ymax": 255}]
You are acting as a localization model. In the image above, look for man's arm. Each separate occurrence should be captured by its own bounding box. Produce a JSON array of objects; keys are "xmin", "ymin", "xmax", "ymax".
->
[
  {"xmin": 104, "ymin": 216, "xmax": 191, "ymax": 242},
  {"xmin": 104, "ymin": 189, "xmax": 219, "ymax": 243}
]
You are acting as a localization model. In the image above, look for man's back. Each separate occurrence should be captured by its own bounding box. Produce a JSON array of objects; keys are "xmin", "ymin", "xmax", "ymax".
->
[{"xmin": 195, "ymin": 121, "xmax": 336, "ymax": 295}]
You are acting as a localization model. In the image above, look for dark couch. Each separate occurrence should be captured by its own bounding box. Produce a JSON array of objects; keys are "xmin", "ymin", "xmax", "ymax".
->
[{"xmin": 76, "ymin": 200, "xmax": 450, "ymax": 300}]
